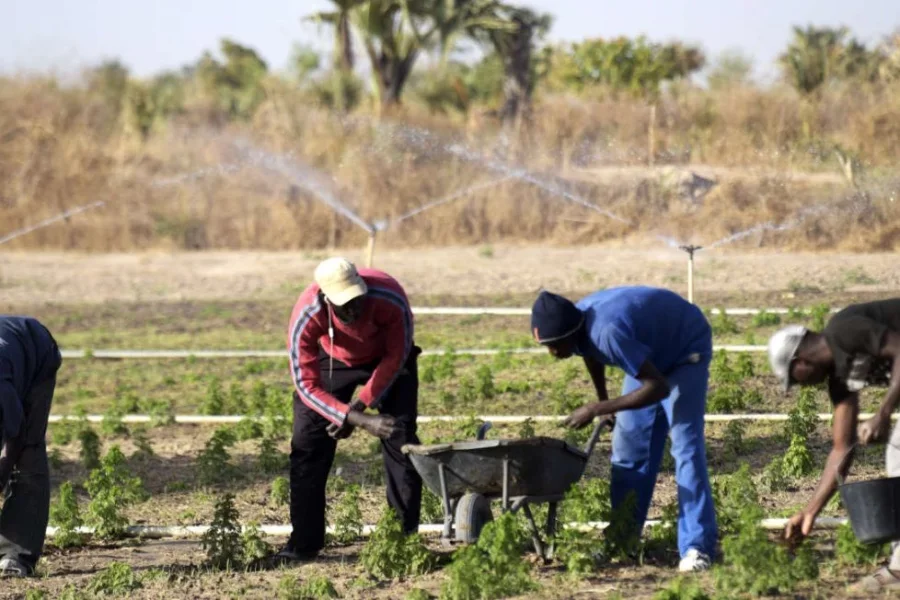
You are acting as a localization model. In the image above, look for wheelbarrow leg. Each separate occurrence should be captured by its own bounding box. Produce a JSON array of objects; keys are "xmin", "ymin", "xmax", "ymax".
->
[
  {"xmin": 501, "ymin": 459, "xmax": 510, "ymax": 511},
  {"xmin": 521, "ymin": 503, "xmax": 547, "ymax": 560},
  {"xmin": 438, "ymin": 463, "xmax": 453, "ymax": 540}
]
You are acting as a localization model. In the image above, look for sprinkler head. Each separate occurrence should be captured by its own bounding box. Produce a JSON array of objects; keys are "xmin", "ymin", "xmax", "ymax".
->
[{"xmin": 678, "ymin": 244, "xmax": 703, "ymax": 256}]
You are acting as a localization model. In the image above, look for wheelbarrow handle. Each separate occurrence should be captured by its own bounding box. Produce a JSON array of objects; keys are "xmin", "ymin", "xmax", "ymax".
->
[{"xmin": 583, "ymin": 416, "xmax": 615, "ymax": 458}]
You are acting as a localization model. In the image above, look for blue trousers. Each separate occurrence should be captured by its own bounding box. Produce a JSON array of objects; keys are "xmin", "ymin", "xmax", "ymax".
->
[{"xmin": 611, "ymin": 360, "xmax": 717, "ymax": 558}]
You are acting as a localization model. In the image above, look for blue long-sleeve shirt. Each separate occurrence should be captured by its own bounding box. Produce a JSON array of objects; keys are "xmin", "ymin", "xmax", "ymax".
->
[
  {"xmin": 0, "ymin": 316, "xmax": 56, "ymax": 439},
  {"xmin": 574, "ymin": 287, "xmax": 712, "ymax": 377}
]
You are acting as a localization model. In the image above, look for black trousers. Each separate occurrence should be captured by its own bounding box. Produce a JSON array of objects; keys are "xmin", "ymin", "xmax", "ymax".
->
[
  {"xmin": 0, "ymin": 337, "xmax": 61, "ymax": 570},
  {"xmin": 288, "ymin": 348, "xmax": 423, "ymax": 553}
]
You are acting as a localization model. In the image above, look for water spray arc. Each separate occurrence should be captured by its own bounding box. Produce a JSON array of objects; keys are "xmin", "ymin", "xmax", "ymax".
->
[{"xmin": 0, "ymin": 201, "xmax": 107, "ymax": 247}]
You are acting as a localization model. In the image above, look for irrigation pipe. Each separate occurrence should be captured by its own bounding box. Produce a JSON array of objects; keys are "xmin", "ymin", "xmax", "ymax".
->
[
  {"xmin": 409, "ymin": 307, "xmax": 841, "ymax": 316},
  {"xmin": 58, "ymin": 345, "xmax": 766, "ymax": 360},
  {"xmin": 46, "ymin": 413, "xmax": 895, "ymax": 425},
  {"xmin": 45, "ymin": 518, "xmax": 848, "ymax": 539}
]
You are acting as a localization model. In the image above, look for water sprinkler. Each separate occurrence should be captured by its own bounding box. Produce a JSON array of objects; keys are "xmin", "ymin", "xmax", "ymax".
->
[{"xmin": 678, "ymin": 244, "xmax": 703, "ymax": 304}]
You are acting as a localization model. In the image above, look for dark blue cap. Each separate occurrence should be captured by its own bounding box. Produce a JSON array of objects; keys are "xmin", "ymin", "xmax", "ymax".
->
[{"xmin": 530, "ymin": 291, "xmax": 584, "ymax": 344}]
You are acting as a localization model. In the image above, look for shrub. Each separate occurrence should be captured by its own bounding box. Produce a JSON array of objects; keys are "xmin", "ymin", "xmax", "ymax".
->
[
  {"xmin": 271, "ymin": 476, "xmax": 290, "ymax": 506},
  {"xmin": 653, "ymin": 577, "xmax": 711, "ymax": 600},
  {"xmin": 834, "ymin": 522, "xmax": 891, "ymax": 566},
  {"xmin": 518, "ymin": 418, "xmax": 536, "ymax": 439},
  {"xmin": 707, "ymin": 384, "xmax": 747, "ymax": 413},
  {"xmin": 257, "ymin": 436, "xmax": 288, "ymax": 474},
  {"xmin": 241, "ymin": 522, "xmax": 272, "ymax": 565},
  {"xmin": 201, "ymin": 493, "xmax": 243, "ymax": 570},
  {"xmin": 201, "ymin": 377, "xmax": 227, "ymax": 415},
  {"xmin": 278, "ymin": 574, "xmax": 339, "ymax": 600},
  {"xmin": 50, "ymin": 481, "xmax": 85, "ymax": 549},
  {"xmin": 78, "ymin": 428, "xmax": 102, "ymax": 470},
  {"xmin": 87, "ymin": 562, "xmax": 143, "ymax": 596},
  {"xmin": 85, "ymin": 446, "xmax": 147, "ymax": 539},
  {"xmin": 810, "ymin": 303, "xmax": 831, "ymax": 331},
  {"xmin": 722, "ymin": 419, "xmax": 748, "ymax": 459},
  {"xmin": 751, "ymin": 309, "xmax": 781, "ymax": 328},
  {"xmin": 198, "ymin": 427, "xmax": 237, "ymax": 485},
  {"xmin": 441, "ymin": 512, "xmax": 536, "ymax": 600},
  {"xmin": 474, "ymin": 365, "xmax": 495, "ymax": 400},
  {"xmin": 360, "ymin": 507, "xmax": 436, "ymax": 580},
  {"xmin": 328, "ymin": 484, "xmax": 364, "ymax": 545}
]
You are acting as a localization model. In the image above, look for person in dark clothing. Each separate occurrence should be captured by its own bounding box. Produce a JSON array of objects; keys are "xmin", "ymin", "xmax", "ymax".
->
[
  {"xmin": 768, "ymin": 299, "xmax": 900, "ymax": 593},
  {"xmin": 0, "ymin": 316, "xmax": 62, "ymax": 577},
  {"xmin": 279, "ymin": 257, "xmax": 421, "ymax": 563}
]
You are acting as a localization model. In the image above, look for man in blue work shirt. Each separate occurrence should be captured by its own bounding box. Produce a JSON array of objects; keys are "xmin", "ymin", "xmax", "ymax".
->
[
  {"xmin": 0, "ymin": 316, "xmax": 62, "ymax": 577},
  {"xmin": 531, "ymin": 287, "xmax": 717, "ymax": 571}
]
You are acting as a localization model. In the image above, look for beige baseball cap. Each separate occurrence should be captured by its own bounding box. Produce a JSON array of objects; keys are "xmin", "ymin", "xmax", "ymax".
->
[{"xmin": 314, "ymin": 257, "xmax": 368, "ymax": 306}]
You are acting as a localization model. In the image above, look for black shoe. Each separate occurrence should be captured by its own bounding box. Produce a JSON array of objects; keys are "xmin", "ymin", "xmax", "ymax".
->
[{"xmin": 272, "ymin": 546, "xmax": 319, "ymax": 565}]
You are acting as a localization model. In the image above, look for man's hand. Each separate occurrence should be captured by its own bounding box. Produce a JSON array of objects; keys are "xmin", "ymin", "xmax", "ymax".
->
[
  {"xmin": 858, "ymin": 414, "xmax": 891, "ymax": 446},
  {"xmin": 326, "ymin": 421, "xmax": 356, "ymax": 440},
  {"xmin": 784, "ymin": 510, "xmax": 816, "ymax": 543},
  {"xmin": 564, "ymin": 403, "xmax": 599, "ymax": 429},
  {"xmin": 346, "ymin": 410, "xmax": 401, "ymax": 440}
]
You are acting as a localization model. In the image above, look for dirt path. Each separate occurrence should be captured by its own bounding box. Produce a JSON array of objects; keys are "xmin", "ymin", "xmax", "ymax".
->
[{"xmin": 1, "ymin": 246, "xmax": 897, "ymax": 305}]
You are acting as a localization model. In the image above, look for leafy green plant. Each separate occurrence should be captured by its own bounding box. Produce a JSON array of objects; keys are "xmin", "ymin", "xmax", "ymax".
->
[
  {"xmin": 131, "ymin": 428, "xmax": 155, "ymax": 460},
  {"xmin": 241, "ymin": 522, "xmax": 272, "ymax": 565},
  {"xmin": 810, "ymin": 303, "xmax": 831, "ymax": 331},
  {"xmin": 271, "ymin": 476, "xmax": 290, "ymax": 506},
  {"xmin": 734, "ymin": 353, "xmax": 755, "ymax": 379},
  {"xmin": 228, "ymin": 382, "xmax": 248, "ymax": 413},
  {"xmin": 714, "ymin": 503, "xmax": 818, "ymax": 597},
  {"xmin": 787, "ymin": 306, "xmax": 807, "ymax": 321},
  {"xmin": 709, "ymin": 350, "xmax": 738, "ymax": 385},
  {"xmin": 458, "ymin": 376, "xmax": 477, "ymax": 404},
  {"xmin": 52, "ymin": 408, "xmax": 90, "ymax": 445},
  {"xmin": 49, "ymin": 448, "xmax": 64, "ymax": 469},
  {"xmin": 554, "ymin": 527, "xmax": 598, "ymax": 577},
  {"xmin": 711, "ymin": 309, "xmax": 739, "ymax": 336},
  {"xmin": 786, "ymin": 387, "xmax": 819, "ymax": 442},
  {"xmin": 25, "ymin": 590, "xmax": 49, "ymax": 600},
  {"xmin": 201, "ymin": 493, "xmax": 243, "ymax": 570},
  {"xmin": 653, "ymin": 577, "xmax": 711, "ymax": 600},
  {"xmin": 421, "ymin": 489, "xmax": 444, "ymax": 524},
  {"xmin": 141, "ymin": 397, "xmax": 175, "ymax": 426},
  {"xmin": 406, "ymin": 589, "xmax": 434, "ymax": 600},
  {"xmin": 50, "ymin": 481, "xmax": 85, "ymax": 548},
  {"xmin": 760, "ymin": 456, "xmax": 789, "ymax": 492},
  {"xmin": 721, "ymin": 419, "xmax": 748, "ymax": 459},
  {"xmin": 781, "ymin": 434, "xmax": 815, "ymax": 478},
  {"xmin": 360, "ymin": 507, "xmax": 436, "ymax": 580},
  {"xmin": 751, "ymin": 309, "xmax": 781, "ymax": 328},
  {"xmin": 518, "ymin": 418, "xmax": 536, "ymax": 439},
  {"xmin": 85, "ymin": 446, "xmax": 147, "ymax": 539},
  {"xmin": 101, "ymin": 404, "xmax": 129, "ymax": 437},
  {"xmin": 707, "ymin": 384, "xmax": 746, "ymax": 413},
  {"xmin": 257, "ymin": 435, "xmax": 288, "ymax": 474},
  {"xmin": 79, "ymin": 427, "xmax": 102, "ymax": 470},
  {"xmin": 201, "ymin": 377, "xmax": 227, "ymax": 415},
  {"xmin": 234, "ymin": 417, "xmax": 264, "ymax": 441},
  {"xmin": 646, "ymin": 498, "xmax": 679, "ymax": 552},
  {"xmin": 278, "ymin": 574, "xmax": 340, "ymax": 600},
  {"xmin": 198, "ymin": 427, "xmax": 237, "ymax": 485},
  {"xmin": 329, "ymin": 484, "xmax": 364, "ymax": 545},
  {"xmin": 834, "ymin": 522, "xmax": 890, "ymax": 566},
  {"xmin": 475, "ymin": 365, "xmax": 495, "ymax": 400},
  {"xmin": 713, "ymin": 464, "xmax": 759, "ymax": 536},
  {"xmin": 454, "ymin": 414, "xmax": 485, "ymax": 440},
  {"xmin": 441, "ymin": 512, "xmax": 536, "ymax": 600},
  {"xmin": 87, "ymin": 562, "xmax": 143, "ymax": 596}
]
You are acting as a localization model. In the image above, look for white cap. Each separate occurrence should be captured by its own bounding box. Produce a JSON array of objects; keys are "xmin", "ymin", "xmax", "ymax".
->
[
  {"xmin": 314, "ymin": 257, "xmax": 368, "ymax": 306},
  {"xmin": 767, "ymin": 325, "xmax": 809, "ymax": 392}
]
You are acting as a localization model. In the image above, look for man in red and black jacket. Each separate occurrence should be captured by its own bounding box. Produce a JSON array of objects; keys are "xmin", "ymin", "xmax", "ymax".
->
[{"xmin": 278, "ymin": 257, "xmax": 422, "ymax": 562}]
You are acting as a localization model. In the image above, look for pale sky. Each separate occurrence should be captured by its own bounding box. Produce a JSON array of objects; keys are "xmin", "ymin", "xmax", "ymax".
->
[{"xmin": 3, "ymin": 0, "xmax": 897, "ymax": 81}]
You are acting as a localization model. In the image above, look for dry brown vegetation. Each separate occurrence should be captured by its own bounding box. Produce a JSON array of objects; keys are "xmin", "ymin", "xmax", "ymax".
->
[{"xmin": 2, "ymin": 75, "xmax": 899, "ymax": 252}]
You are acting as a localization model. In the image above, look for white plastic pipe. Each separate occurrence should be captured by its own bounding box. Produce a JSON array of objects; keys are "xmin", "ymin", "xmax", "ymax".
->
[
  {"xmin": 409, "ymin": 307, "xmax": 840, "ymax": 317},
  {"xmin": 58, "ymin": 345, "xmax": 767, "ymax": 360},
  {"xmin": 45, "ymin": 517, "xmax": 848, "ymax": 539},
  {"xmin": 46, "ymin": 413, "xmax": 895, "ymax": 425}
]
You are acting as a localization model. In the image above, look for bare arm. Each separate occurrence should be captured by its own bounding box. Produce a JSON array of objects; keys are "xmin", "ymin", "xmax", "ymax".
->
[
  {"xmin": 583, "ymin": 356, "xmax": 608, "ymax": 401},
  {"xmin": 592, "ymin": 360, "xmax": 670, "ymax": 416},
  {"xmin": 786, "ymin": 387, "xmax": 858, "ymax": 540},
  {"xmin": 565, "ymin": 360, "xmax": 670, "ymax": 428}
]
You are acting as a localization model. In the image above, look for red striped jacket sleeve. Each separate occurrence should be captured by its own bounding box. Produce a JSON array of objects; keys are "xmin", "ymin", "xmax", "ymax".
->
[
  {"xmin": 288, "ymin": 300, "xmax": 350, "ymax": 426},
  {"xmin": 358, "ymin": 289, "xmax": 413, "ymax": 408}
]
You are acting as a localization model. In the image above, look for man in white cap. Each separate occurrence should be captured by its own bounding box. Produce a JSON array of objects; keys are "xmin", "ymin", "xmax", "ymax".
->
[
  {"xmin": 279, "ymin": 257, "xmax": 421, "ymax": 563},
  {"xmin": 768, "ymin": 298, "xmax": 900, "ymax": 593}
]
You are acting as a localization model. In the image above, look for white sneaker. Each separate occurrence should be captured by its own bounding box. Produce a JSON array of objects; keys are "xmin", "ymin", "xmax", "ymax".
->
[
  {"xmin": 678, "ymin": 548, "xmax": 712, "ymax": 572},
  {"xmin": 0, "ymin": 557, "xmax": 31, "ymax": 578}
]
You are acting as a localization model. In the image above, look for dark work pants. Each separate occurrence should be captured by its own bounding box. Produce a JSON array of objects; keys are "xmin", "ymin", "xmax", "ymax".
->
[
  {"xmin": 0, "ymin": 341, "xmax": 61, "ymax": 570},
  {"xmin": 288, "ymin": 348, "xmax": 423, "ymax": 553}
]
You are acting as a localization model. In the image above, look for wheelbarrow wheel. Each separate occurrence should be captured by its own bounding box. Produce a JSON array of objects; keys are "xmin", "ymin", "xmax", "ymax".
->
[{"xmin": 454, "ymin": 493, "xmax": 493, "ymax": 544}]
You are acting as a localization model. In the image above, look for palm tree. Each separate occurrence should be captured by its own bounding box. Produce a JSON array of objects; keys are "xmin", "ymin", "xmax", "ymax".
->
[
  {"xmin": 350, "ymin": 0, "xmax": 511, "ymax": 110},
  {"xmin": 306, "ymin": 0, "xmax": 364, "ymax": 72},
  {"xmin": 779, "ymin": 25, "xmax": 849, "ymax": 95}
]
